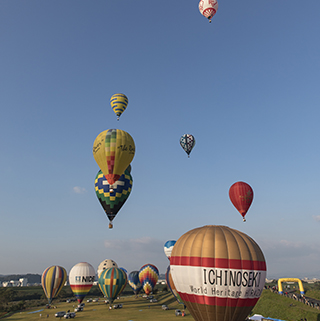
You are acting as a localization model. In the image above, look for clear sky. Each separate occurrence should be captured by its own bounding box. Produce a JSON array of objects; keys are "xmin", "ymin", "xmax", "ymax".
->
[{"xmin": 1, "ymin": 0, "xmax": 320, "ymax": 280}]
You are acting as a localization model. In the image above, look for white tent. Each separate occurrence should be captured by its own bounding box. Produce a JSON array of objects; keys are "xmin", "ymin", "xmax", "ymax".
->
[{"xmin": 249, "ymin": 314, "xmax": 265, "ymax": 321}]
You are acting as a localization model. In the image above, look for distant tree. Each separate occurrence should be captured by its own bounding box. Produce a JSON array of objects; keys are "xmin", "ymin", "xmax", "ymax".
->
[{"xmin": 0, "ymin": 288, "xmax": 16, "ymax": 305}]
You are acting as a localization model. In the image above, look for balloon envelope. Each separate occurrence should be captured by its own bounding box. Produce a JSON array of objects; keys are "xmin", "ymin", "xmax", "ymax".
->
[
  {"xmin": 99, "ymin": 267, "xmax": 127, "ymax": 303},
  {"xmin": 97, "ymin": 259, "xmax": 118, "ymax": 278},
  {"xmin": 139, "ymin": 264, "xmax": 159, "ymax": 295},
  {"xmin": 110, "ymin": 93, "xmax": 128, "ymax": 120},
  {"xmin": 199, "ymin": 0, "xmax": 218, "ymax": 21},
  {"xmin": 69, "ymin": 262, "xmax": 95, "ymax": 303},
  {"xmin": 165, "ymin": 265, "xmax": 184, "ymax": 306},
  {"xmin": 170, "ymin": 225, "xmax": 266, "ymax": 321},
  {"xmin": 164, "ymin": 240, "xmax": 176, "ymax": 259},
  {"xmin": 128, "ymin": 271, "xmax": 143, "ymax": 295},
  {"xmin": 180, "ymin": 134, "xmax": 195, "ymax": 157},
  {"xmin": 229, "ymin": 181, "xmax": 254, "ymax": 221},
  {"xmin": 93, "ymin": 129, "xmax": 135, "ymax": 185},
  {"xmin": 95, "ymin": 168, "xmax": 133, "ymax": 226},
  {"xmin": 41, "ymin": 266, "xmax": 67, "ymax": 304}
]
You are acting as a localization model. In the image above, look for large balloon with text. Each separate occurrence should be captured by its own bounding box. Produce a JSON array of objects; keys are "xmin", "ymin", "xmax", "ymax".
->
[
  {"xmin": 170, "ymin": 225, "xmax": 266, "ymax": 321},
  {"xmin": 128, "ymin": 271, "xmax": 143, "ymax": 296},
  {"xmin": 139, "ymin": 264, "xmax": 159, "ymax": 295},
  {"xmin": 199, "ymin": 0, "xmax": 218, "ymax": 23},
  {"xmin": 41, "ymin": 265, "xmax": 67, "ymax": 304},
  {"xmin": 180, "ymin": 134, "xmax": 195, "ymax": 157},
  {"xmin": 95, "ymin": 168, "xmax": 133, "ymax": 228},
  {"xmin": 99, "ymin": 267, "xmax": 127, "ymax": 304},
  {"xmin": 229, "ymin": 181, "xmax": 254, "ymax": 222},
  {"xmin": 110, "ymin": 93, "xmax": 128, "ymax": 120},
  {"xmin": 69, "ymin": 262, "xmax": 96, "ymax": 303},
  {"xmin": 93, "ymin": 129, "xmax": 135, "ymax": 185}
]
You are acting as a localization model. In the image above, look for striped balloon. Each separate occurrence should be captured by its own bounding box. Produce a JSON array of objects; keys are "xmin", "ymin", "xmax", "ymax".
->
[
  {"xmin": 139, "ymin": 264, "xmax": 159, "ymax": 295},
  {"xmin": 128, "ymin": 271, "xmax": 142, "ymax": 295},
  {"xmin": 41, "ymin": 265, "xmax": 67, "ymax": 304},
  {"xmin": 69, "ymin": 262, "xmax": 95, "ymax": 303},
  {"xmin": 99, "ymin": 267, "xmax": 127, "ymax": 304},
  {"xmin": 110, "ymin": 93, "xmax": 128, "ymax": 120},
  {"xmin": 170, "ymin": 225, "xmax": 266, "ymax": 321}
]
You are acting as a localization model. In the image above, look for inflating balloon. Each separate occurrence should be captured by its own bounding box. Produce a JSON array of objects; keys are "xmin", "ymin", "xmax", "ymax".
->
[
  {"xmin": 170, "ymin": 225, "xmax": 266, "ymax": 321},
  {"xmin": 139, "ymin": 264, "xmax": 159, "ymax": 295},
  {"xmin": 110, "ymin": 93, "xmax": 128, "ymax": 120},
  {"xmin": 41, "ymin": 266, "xmax": 67, "ymax": 304},
  {"xmin": 97, "ymin": 259, "xmax": 118, "ymax": 278},
  {"xmin": 93, "ymin": 129, "xmax": 135, "ymax": 185},
  {"xmin": 164, "ymin": 240, "xmax": 176, "ymax": 260},
  {"xmin": 229, "ymin": 181, "xmax": 254, "ymax": 222},
  {"xmin": 69, "ymin": 262, "xmax": 95, "ymax": 303},
  {"xmin": 95, "ymin": 168, "xmax": 133, "ymax": 228},
  {"xmin": 128, "ymin": 271, "xmax": 143, "ymax": 296},
  {"xmin": 99, "ymin": 267, "xmax": 127, "ymax": 305},
  {"xmin": 180, "ymin": 134, "xmax": 195, "ymax": 157},
  {"xmin": 199, "ymin": 0, "xmax": 218, "ymax": 23}
]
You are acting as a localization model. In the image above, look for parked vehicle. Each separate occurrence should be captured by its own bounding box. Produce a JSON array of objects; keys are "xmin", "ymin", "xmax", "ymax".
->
[
  {"xmin": 175, "ymin": 309, "xmax": 182, "ymax": 316},
  {"xmin": 162, "ymin": 305, "xmax": 169, "ymax": 310},
  {"xmin": 55, "ymin": 311, "xmax": 66, "ymax": 318}
]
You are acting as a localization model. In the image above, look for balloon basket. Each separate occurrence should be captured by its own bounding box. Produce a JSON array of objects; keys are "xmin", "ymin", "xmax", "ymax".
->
[
  {"xmin": 243, "ymin": 218, "xmax": 246, "ymax": 222},
  {"xmin": 109, "ymin": 223, "xmax": 113, "ymax": 229}
]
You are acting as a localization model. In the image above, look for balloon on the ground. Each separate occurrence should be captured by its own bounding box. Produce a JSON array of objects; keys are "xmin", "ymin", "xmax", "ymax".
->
[
  {"xmin": 170, "ymin": 225, "xmax": 266, "ymax": 321},
  {"xmin": 98, "ymin": 267, "xmax": 127, "ymax": 304},
  {"xmin": 180, "ymin": 134, "xmax": 195, "ymax": 157},
  {"xmin": 110, "ymin": 93, "xmax": 128, "ymax": 120},
  {"xmin": 128, "ymin": 271, "xmax": 143, "ymax": 295},
  {"xmin": 97, "ymin": 259, "xmax": 118, "ymax": 278},
  {"xmin": 95, "ymin": 168, "xmax": 133, "ymax": 228},
  {"xmin": 165, "ymin": 265, "xmax": 185, "ymax": 307},
  {"xmin": 69, "ymin": 262, "xmax": 95, "ymax": 303},
  {"xmin": 41, "ymin": 265, "xmax": 67, "ymax": 304},
  {"xmin": 93, "ymin": 129, "xmax": 135, "ymax": 185},
  {"xmin": 139, "ymin": 264, "xmax": 159, "ymax": 295},
  {"xmin": 199, "ymin": 0, "xmax": 218, "ymax": 22},
  {"xmin": 229, "ymin": 181, "xmax": 254, "ymax": 221},
  {"xmin": 164, "ymin": 240, "xmax": 176, "ymax": 259}
]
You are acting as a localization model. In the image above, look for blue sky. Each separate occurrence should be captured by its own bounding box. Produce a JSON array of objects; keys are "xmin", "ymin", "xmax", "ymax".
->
[{"xmin": 1, "ymin": 0, "xmax": 320, "ymax": 279}]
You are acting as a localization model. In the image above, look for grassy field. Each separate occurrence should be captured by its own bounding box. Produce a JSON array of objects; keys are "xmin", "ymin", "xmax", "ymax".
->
[
  {"xmin": 3, "ymin": 289, "xmax": 320, "ymax": 321},
  {"xmin": 3, "ymin": 292, "xmax": 190, "ymax": 321}
]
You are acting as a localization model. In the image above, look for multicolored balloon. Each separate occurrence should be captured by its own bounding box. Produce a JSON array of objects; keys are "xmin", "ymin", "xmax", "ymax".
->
[
  {"xmin": 170, "ymin": 225, "xmax": 266, "ymax": 321},
  {"xmin": 41, "ymin": 265, "xmax": 67, "ymax": 304},
  {"xmin": 180, "ymin": 134, "xmax": 195, "ymax": 157},
  {"xmin": 165, "ymin": 265, "xmax": 185, "ymax": 307},
  {"xmin": 110, "ymin": 93, "xmax": 128, "ymax": 120},
  {"xmin": 99, "ymin": 267, "xmax": 127, "ymax": 304},
  {"xmin": 97, "ymin": 259, "xmax": 118, "ymax": 278},
  {"xmin": 128, "ymin": 271, "xmax": 143, "ymax": 296},
  {"xmin": 69, "ymin": 262, "xmax": 95, "ymax": 303},
  {"xmin": 164, "ymin": 240, "xmax": 176, "ymax": 260},
  {"xmin": 229, "ymin": 181, "xmax": 254, "ymax": 222},
  {"xmin": 93, "ymin": 129, "xmax": 135, "ymax": 185},
  {"xmin": 139, "ymin": 264, "xmax": 159, "ymax": 295},
  {"xmin": 199, "ymin": 0, "xmax": 218, "ymax": 23},
  {"xmin": 95, "ymin": 168, "xmax": 133, "ymax": 228}
]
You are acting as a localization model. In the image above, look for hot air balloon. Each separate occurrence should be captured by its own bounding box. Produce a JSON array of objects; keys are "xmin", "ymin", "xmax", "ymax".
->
[
  {"xmin": 99, "ymin": 267, "xmax": 127, "ymax": 305},
  {"xmin": 229, "ymin": 181, "xmax": 254, "ymax": 222},
  {"xmin": 95, "ymin": 168, "xmax": 133, "ymax": 228},
  {"xmin": 164, "ymin": 240, "xmax": 176, "ymax": 260},
  {"xmin": 170, "ymin": 225, "xmax": 266, "ymax": 321},
  {"xmin": 97, "ymin": 259, "xmax": 118, "ymax": 278},
  {"xmin": 110, "ymin": 93, "xmax": 128, "ymax": 120},
  {"xmin": 128, "ymin": 271, "xmax": 143, "ymax": 296},
  {"xmin": 165, "ymin": 265, "xmax": 185, "ymax": 308},
  {"xmin": 69, "ymin": 262, "xmax": 95, "ymax": 303},
  {"xmin": 139, "ymin": 264, "xmax": 159, "ymax": 295},
  {"xmin": 199, "ymin": 0, "xmax": 218, "ymax": 23},
  {"xmin": 180, "ymin": 134, "xmax": 195, "ymax": 157},
  {"xmin": 41, "ymin": 265, "xmax": 67, "ymax": 305},
  {"xmin": 93, "ymin": 129, "xmax": 135, "ymax": 185}
]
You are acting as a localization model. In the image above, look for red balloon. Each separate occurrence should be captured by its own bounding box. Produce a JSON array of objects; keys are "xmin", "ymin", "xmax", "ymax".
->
[{"xmin": 229, "ymin": 181, "xmax": 253, "ymax": 221}]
